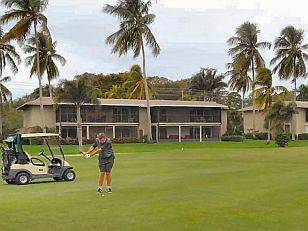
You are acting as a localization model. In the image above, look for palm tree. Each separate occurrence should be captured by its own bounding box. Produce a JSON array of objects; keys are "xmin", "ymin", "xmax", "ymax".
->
[
  {"xmin": 123, "ymin": 64, "xmax": 155, "ymax": 99},
  {"xmin": 105, "ymin": 84, "xmax": 126, "ymax": 99},
  {"xmin": 55, "ymin": 76, "xmax": 98, "ymax": 152},
  {"xmin": 24, "ymin": 32, "xmax": 66, "ymax": 97},
  {"xmin": 0, "ymin": 26, "xmax": 21, "ymax": 76},
  {"xmin": 103, "ymin": 0, "xmax": 161, "ymax": 143},
  {"xmin": 297, "ymin": 84, "xmax": 308, "ymax": 101},
  {"xmin": 1, "ymin": 0, "xmax": 50, "ymax": 131},
  {"xmin": 270, "ymin": 25, "xmax": 308, "ymax": 140},
  {"xmin": 253, "ymin": 67, "xmax": 288, "ymax": 143},
  {"xmin": 0, "ymin": 76, "xmax": 12, "ymax": 139},
  {"xmin": 227, "ymin": 55, "xmax": 251, "ymax": 114},
  {"xmin": 227, "ymin": 21, "xmax": 271, "ymax": 138},
  {"xmin": 190, "ymin": 68, "xmax": 227, "ymax": 101},
  {"xmin": 266, "ymin": 100, "xmax": 297, "ymax": 134}
]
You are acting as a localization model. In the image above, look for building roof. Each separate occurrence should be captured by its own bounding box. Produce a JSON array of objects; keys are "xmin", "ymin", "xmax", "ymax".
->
[
  {"xmin": 17, "ymin": 97, "xmax": 54, "ymax": 110},
  {"xmin": 17, "ymin": 97, "xmax": 228, "ymax": 110},
  {"xmin": 239, "ymin": 101, "xmax": 308, "ymax": 112}
]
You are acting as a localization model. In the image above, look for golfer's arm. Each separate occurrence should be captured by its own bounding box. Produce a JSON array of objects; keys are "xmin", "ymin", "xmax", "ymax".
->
[
  {"xmin": 85, "ymin": 146, "xmax": 95, "ymax": 154},
  {"xmin": 91, "ymin": 148, "xmax": 102, "ymax": 156}
]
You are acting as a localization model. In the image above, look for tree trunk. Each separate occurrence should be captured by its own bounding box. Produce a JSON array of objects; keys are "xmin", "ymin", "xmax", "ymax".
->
[
  {"xmin": 48, "ymin": 79, "xmax": 53, "ymax": 98},
  {"xmin": 0, "ymin": 101, "xmax": 3, "ymax": 140},
  {"xmin": 267, "ymin": 96, "xmax": 272, "ymax": 144},
  {"xmin": 252, "ymin": 60, "xmax": 256, "ymax": 139},
  {"xmin": 76, "ymin": 104, "xmax": 83, "ymax": 152},
  {"xmin": 141, "ymin": 38, "xmax": 152, "ymax": 143},
  {"xmin": 292, "ymin": 57, "xmax": 297, "ymax": 141},
  {"xmin": 34, "ymin": 20, "xmax": 46, "ymax": 133},
  {"xmin": 291, "ymin": 77, "xmax": 297, "ymax": 140}
]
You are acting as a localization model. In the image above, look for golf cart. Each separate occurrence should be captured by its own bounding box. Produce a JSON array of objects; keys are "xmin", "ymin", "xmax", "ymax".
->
[{"xmin": 1, "ymin": 133, "xmax": 76, "ymax": 185}]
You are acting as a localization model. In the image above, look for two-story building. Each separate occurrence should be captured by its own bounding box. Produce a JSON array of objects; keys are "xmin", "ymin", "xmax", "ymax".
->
[
  {"xmin": 17, "ymin": 97, "xmax": 228, "ymax": 142},
  {"xmin": 240, "ymin": 101, "xmax": 308, "ymax": 136}
]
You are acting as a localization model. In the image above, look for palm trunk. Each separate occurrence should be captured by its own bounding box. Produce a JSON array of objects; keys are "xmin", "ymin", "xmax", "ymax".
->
[
  {"xmin": 0, "ymin": 101, "xmax": 3, "ymax": 140},
  {"xmin": 76, "ymin": 103, "xmax": 83, "ymax": 152},
  {"xmin": 141, "ymin": 38, "xmax": 152, "ymax": 143},
  {"xmin": 48, "ymin": 79, "xmax": 53, "ymax": 98},
  {"xmin": 242, "ymin": 91, "xmax": 245, "ymax": 133},
  {"xmin": 267, "ymin": 96, "xmax": 272, "ymax": 144},
  {"xmin": 241, "ymin": 91, "xmax": 245, "ymax": 118},
  {"xmin": 34, "ymin": 20, "xmax": 46, "ymax": 133},
  {"xmin": 252, "ymin": 60, "xmax": 256, "ymax": 139},
  {"xmin": 292, "ymin": 57, "xmax": 297, "ymax": 141}
]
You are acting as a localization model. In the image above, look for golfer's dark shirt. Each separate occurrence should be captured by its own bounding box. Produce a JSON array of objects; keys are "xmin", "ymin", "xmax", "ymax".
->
[{"xmin": 92, "ymin": 138, "xmax": 115, "ymax": 163}]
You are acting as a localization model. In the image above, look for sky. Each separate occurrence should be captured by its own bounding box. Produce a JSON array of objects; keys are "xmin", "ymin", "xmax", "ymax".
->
[{"xmin": 2, "ymin": 0, "xmax": 308, "ymax": 98}]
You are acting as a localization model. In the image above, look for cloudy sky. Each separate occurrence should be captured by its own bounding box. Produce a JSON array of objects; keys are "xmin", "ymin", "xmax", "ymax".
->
[{"xmin": 2, "ymin": 0, "xmax": 308, "ymax": 98}]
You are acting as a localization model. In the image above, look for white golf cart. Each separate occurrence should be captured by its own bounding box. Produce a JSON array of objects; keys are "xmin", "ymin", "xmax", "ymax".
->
[{"xmin": 1, "ymin": 133, "xmax": 76, "ymax": 185}]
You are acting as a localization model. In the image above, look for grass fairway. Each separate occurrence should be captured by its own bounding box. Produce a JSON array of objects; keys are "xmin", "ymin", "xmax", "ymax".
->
[{"xmin": 1, "ymin": 141, "xmax": 308, "ymax": 231}]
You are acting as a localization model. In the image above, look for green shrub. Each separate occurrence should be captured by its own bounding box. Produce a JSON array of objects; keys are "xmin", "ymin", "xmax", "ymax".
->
[
  {"xmin": 221, "ymin": 135, "xmax": 244, "ymax": 142},
  {"xmin": 298, "ymin": 133, "xmax": 308, "ymax": 140},
  {"xmin": 245, "ymin": 133, "xmax": 253, "ymax": 139},
  {"xmin": 275, "ymin": 133, "xmax": 290, "ymax": 147},
  {"xmin": 255, "ymin": 132, "xmax": 270, "ymax": 140}
]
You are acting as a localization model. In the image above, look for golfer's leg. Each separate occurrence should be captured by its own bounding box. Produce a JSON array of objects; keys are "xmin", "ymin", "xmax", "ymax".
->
[
  {"xmin": 98, "ymin": 172, "xmax": 105, "ymax": 188},
  {"xmin": 106, "ymin": 172, "xmax": 112, "ymax": 187}
]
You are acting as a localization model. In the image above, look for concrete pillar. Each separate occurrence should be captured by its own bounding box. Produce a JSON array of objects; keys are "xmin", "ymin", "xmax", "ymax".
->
[
  {"xmin": 199, "ymin": 125, "xmax": 202, "ymax": 142},
  {"xmin": 179, "ymin": 126, "xmax": 182, "ymax": 142},
  {"xmin": 156, "ymin": 125, "xmax": 159, "ymax": 143},
  {"xmin": 87, "ymin": 126, "xmax": 90, "ymax": 139},
  {"xmin": 113, "ymin": 126, "xmax": 116, "ymax": 139}
]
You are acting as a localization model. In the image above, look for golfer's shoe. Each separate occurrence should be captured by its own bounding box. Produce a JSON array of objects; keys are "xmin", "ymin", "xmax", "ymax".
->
[
  {"xmin": 97, "ymin": 188, "xmax": 103, "ymax": 194},
  {"xmin": 106, "ymin": 188, "xmax": 112, "ymax": 193}
]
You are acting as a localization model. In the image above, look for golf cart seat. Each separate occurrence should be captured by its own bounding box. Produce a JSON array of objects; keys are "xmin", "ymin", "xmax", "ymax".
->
[
  {"xmin": 49, "ymin": 158, "xmax": 62, "ymax": 167},
  {"xmin": 16, "ymin": 152, "xmax": 30, "ymax": 164}
]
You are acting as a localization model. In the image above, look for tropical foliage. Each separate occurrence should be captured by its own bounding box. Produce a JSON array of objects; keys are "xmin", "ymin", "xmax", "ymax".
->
[
  {"xmin": 190, "ymin": 68, "xmax": 227, "ymax": 101},
  {"xmin": 271, "ymin": 26, "xmax": 308, "ymax": 140},
  {"xmin": 55, "ymin": 76, "xmax": 98, "ymax": 151},
  {"xmin": 103, "ymin": 0, "xmax": 160, "ymax": 143},
  {"xmin": 253, "ymin": 67, "xmax": 288, "ymax": 142},
  {"xmin": 123, "ymin": 64, "xmax": 155, "ymax": 99},
  {"xmin": 227, "ymin": 21, "xmax": 271, "ymax": 137},
  {"xmin": 1, "ymin": 0, "xmax": 50, "ymax": 131},
  {"xmin": 24, "ymin": 32, "xmax": 66, "ymax": 97},
  {"xmin": 0, "ymin": 76, "xmax": 12, "ymax": 139}
]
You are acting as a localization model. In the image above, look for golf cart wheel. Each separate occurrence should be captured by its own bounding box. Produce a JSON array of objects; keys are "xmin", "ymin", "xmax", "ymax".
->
[
  {"xmin": 53, "ymin": 177, "xmax": 63, "ymax": 181},
  {"xmin": 5, "ymin": 179, "xmax": 15, "ymax": 184},
  {"xmin": 63, "ymin": 169, "xmax": 76, "ymax": 181},
  {"xmin": 15, "ymin": 172, "xmax": 30, "ymax": 185}
]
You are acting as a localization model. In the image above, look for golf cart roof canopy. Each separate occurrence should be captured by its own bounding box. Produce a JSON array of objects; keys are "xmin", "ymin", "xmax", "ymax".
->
[{"xmin": 21, "ymin": 133, "xmax": 60, "ymax": 138}]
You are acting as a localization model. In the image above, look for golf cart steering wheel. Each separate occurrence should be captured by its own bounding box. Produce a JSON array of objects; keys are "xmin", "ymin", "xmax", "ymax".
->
[{"xmin": 37, "ymin": 149, "xmax": 45, "ymax": 156}]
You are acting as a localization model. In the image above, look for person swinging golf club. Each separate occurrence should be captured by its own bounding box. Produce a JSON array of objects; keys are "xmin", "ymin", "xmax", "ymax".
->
[{"xmin": 83, "ymin": 133, "xmax": 115, "ymax": 194}]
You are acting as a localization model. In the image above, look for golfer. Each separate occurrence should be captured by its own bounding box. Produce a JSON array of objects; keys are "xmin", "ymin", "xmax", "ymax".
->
[{"xmin": 83, "ymin": 133, "xmax": 115, "ymax": 193}]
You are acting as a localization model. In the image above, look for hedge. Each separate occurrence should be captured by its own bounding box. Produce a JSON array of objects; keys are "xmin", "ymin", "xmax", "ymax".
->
[{"xmin": 221, "ymin": 135, "xmax": 244, "ymax": 142}]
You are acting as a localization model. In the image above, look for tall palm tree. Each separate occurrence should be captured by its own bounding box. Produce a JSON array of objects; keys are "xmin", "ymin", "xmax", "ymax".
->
[
  {"xmin": 227, "ymin": 21, "xmax": 271, "ymax": 138},
  {"xmin": 24, "ymin": 32, "xmax": 66, "ymax": 97},
  {"xmin": 253, "ymin": 67, "xmax": 288, "ymax": 143},
  {"xmin": 190, "ymin": 68, "xmax": 227, "ymax": 101},
  {"xmin": 0, "ymin": 76, "xmax": 12, "ymax": 139},
  {"xmin": 0, "ymin": 26, "xmax": 21, "ymax": 76},
  {"xmin": 270, "ymin": 25, "xmax": 308, "ymax": 140},
  {"xmin": 123, "ymin": 64, "xmax": 155, "ymax": 99},
  {"xmin": 1, "ymin": 0, "xmax": 50, "ymax": 131},
  {"xmin": 55, "ymin": 76, "xmax": 98, "ymax": 152},
  {"xmin": 103, "ymin": 0, "xmax": 161, "ymax": 143},
  {"xmin": 226, "ymin": 55, "xmax": 251, "ymax": 114}
]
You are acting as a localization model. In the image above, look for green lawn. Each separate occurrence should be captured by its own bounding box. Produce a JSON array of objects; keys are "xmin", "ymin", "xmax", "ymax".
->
[{"xmin": 1, "ymin": 141, "xmax": 308, "ymax": 231}]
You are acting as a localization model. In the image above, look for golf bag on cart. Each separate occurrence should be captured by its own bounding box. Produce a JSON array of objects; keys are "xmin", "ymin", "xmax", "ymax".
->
[{"xmin": 1, "ymin": 148, "xmax": 17, "ymax": 175}]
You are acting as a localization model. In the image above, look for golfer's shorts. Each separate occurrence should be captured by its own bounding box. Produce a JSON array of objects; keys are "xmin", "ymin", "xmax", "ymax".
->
[{"xmin": 99, "ymin": 160, "xmax": 114, "ymax": 173}]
